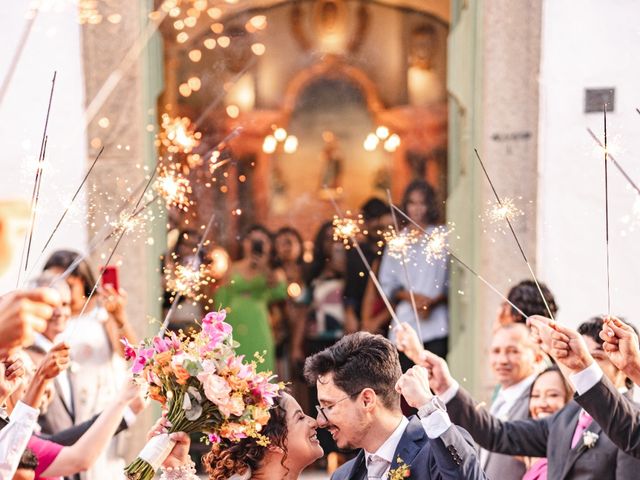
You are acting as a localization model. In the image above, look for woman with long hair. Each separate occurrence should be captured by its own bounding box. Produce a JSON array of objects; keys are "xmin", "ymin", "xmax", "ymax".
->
[{"xmin": 378, "ymin": 180, "xmax": 449, "ymax": 363}]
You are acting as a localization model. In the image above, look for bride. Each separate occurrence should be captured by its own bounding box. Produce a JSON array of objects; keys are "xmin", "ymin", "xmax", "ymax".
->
[{"xmin": 150, "ymin": 392, "xmax": 323, "ymax": 479}]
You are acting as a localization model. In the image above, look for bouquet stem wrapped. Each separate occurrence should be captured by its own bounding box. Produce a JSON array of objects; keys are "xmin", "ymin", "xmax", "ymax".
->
[{"xmin": 124, "ymin": 310, "xmax": 283, "ymax": 480}]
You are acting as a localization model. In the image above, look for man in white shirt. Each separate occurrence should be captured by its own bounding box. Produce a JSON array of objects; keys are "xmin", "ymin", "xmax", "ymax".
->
[{"xmin": 304, "ymin": 332, "xmax": 487, "ymax": 480}]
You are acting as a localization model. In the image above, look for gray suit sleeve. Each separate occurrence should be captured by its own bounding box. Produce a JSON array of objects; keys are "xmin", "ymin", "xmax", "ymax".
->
[
  {"xmin": 446, "ymin": 388, "xmax": 548, "ymax": 458},
  {"xmin": 575, "ymin": 377, "xmax": 640, "ymax": 459},
  {"xmin": 428, "ymin": 425, "xmax": 489, "ymax": 480}
]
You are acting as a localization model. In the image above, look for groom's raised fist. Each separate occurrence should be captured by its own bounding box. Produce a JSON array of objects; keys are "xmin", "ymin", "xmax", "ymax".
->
[{"xmin": 395, "ymin": 365, "xmax": 434, "ymax": 408}]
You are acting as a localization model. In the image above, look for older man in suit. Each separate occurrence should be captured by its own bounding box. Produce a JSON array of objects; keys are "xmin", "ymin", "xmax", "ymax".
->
[
  {"xmin": 398, "ymin": 321, "xmax": 543, "ymax": 479},
  {"xmin": 420, "ymin": 317, "xmax": 640, "ymax": 479},
  {"xmin": 304, "ymin": 332, "xmax": 487, "ymax": 480}
]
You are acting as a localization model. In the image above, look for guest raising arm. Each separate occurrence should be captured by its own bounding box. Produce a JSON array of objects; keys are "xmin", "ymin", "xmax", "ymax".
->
[{"xmin": 530, "ymin": 315, "xmax": 640, "ymax": 460}]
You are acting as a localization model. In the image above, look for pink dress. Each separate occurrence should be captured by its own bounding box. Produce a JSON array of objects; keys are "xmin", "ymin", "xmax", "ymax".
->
[
  {"xmin": 522, "ymin": 458, "xmax": 548, "ymax": 480},
  {"xmin": 27, "ymin": 435, "xmax": 63, "ymax": 480}
]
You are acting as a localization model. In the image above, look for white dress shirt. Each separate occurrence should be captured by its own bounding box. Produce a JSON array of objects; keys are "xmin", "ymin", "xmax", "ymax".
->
[
  {"xmin": 365, "ymin": 417, "xmax": 410, "ymax": 479},
  {"xmin": 0, "ymin": 401, "xmax": 39, "ymax": 479}
]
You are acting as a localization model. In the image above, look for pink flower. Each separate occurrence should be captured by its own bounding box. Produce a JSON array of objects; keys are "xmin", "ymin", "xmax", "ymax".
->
[
  {"xmin": 208, "ymin": 433, "xmax": 221, "ymax": 444},
  {"xmin": 132, "ymin": 347, "xmax": 154, "ymax": 374},
  {"xmin": 153, "ymin": 336, "xmax": 170, "ymax": 353},
  {"xmin": 132, "ymin": 356, "xmax": 148, "ymax": 374},
  {"xmin": 120, "ymin": 337, "xmax": 137, "ymax": 361},
  {"xmin": 202, "ymin": 311, "xmax": 233, "ymax": 346}
]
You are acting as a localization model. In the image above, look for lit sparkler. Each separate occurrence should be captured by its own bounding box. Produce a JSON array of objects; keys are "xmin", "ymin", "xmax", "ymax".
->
[
  {"xmin": 423, "ymin": 225, "xmax": 454, "ymax": 263},
  {"xmin": 383, "ymin": 227, "xmax": 419, "ymax": 260},
  {"xmin": 158, "ymin": 113, "xmax": 202, "ymax": 154},
  {"xmin": 155, "ymin": 165, "xmax": 192, "ymax": 211},
  {"xmin": 485, "ymin": 197, "xmax": 524, "ymax": 224},
  {"xmin": 332, "ymin": 214, "xmax": 362, "ymax": 247},
  {"xmin": 165, "ymin": 259, "xmax": 212, "ymax": 301}
]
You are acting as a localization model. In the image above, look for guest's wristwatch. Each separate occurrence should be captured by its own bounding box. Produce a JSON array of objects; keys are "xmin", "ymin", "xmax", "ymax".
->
[{"xmin": 417, "ymin": 396, "xmax": 447, "ymax": 419}]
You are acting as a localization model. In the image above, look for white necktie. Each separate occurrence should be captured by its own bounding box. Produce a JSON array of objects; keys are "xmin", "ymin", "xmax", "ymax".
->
[{"xmin": 367, "ymin": 455, "xmax": 389, "ymax": 480}]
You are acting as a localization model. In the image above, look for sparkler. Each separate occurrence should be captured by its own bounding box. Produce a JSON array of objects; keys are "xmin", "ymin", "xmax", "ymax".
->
[
  {"xmin": 603, "ymin": 106, "xmax": 611, "ymax": 317},
  {"xmin": 383, "ymin": 227, "xmax": 419, "ymax": 260},
  {"xmin": 164, "ymin": 260, "xmax": 211, "ymax": 301},
  {"xmin": 0, "ymin": 8, "xmax": 39, "ymax": 107},
  {"xmin": 158, "ymin": 113, "xmax": 202, "ymax": 154},
  {"xmin": 485, "ymin": 197, "xmax": 524, "ymax": 224},
  {"xmin": 390, "ymin": 204, "xmax": 528, "ymax": 320},
  {"xmin": 160, "ymin": 210, "xmax": 217, "ymax": 334},
  {"xmin": 423, "ymin": 225, "xmax": 454, "ymax": 263},
  {"xmin": 17, "ymin": 72, "xmax": 56, "ymax": 288},
  {"xmin": 155, "ymin": 165, "xmax": 192, "ymax": 211},
  {"xmin": 332, "ymin": 215, "xmax": 362, "ymax": 247},
  {"xmin": 72, "ymin": 167, "xmax": 159, "ymax": 326},
  {"xmin": 586, "ymin": 128, "xmax": 640, "ymax": 197},
  {"xmin": 386, "ymin": 190, "xmax": 422, "ymax": 339},
  {"xmin": 326, "ymin": 193, "xmax": 401, "ymax": 328},
  {"xmin": 474, "ymin": 149, "xmax": 555, "ymax": 320},
  {"xmin": 38, "ymin": 147, "xmax": 103, "ymax": 255}
]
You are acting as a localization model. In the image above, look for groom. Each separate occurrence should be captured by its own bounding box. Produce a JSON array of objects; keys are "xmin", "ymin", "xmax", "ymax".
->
[{"xmin": 304, "ymin": 332, "xmax": 487, "ymax": 479}]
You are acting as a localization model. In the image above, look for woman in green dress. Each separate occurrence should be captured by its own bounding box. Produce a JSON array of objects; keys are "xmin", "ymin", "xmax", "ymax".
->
[{"xmin": 215, "ymin": 225, "xmax": 287, "ymax": 373}]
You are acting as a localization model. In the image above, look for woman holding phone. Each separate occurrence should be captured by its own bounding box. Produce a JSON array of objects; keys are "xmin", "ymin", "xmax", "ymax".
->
[{"xmin": 214, "ymin": 225, "xmax": 288, "ymax": 373}]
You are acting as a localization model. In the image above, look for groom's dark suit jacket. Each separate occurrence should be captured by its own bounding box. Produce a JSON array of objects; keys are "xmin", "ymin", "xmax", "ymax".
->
[
  {"xmin": 575, "ymin": 375, "xmax": 640, "ymax": 459},
  {"xmin": 447, "ymin": 387, "xmax": 640, "ymax": 479},
  {"xmin": 330, "ymin": 416, "xmax": 487, "ymax": 480}
]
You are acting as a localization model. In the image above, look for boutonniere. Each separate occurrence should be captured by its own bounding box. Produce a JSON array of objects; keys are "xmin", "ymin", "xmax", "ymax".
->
[
  {"xmin": 388, "ymin": 456, "xmax": 411, "ymax": 480},
  {"xmin": 582, "ymin": 431, "xmax": 599, "ymax": 449}
]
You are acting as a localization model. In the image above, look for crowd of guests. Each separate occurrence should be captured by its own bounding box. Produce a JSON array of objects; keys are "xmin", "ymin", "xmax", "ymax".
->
[{"xmin": 5, "ymin": 177, "xmax": 640, "ymax": 479}]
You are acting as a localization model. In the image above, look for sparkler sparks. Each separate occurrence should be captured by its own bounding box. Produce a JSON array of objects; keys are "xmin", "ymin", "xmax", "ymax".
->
[
  {"xmin": 155, "ymin": 165, "xmax": 192, "ymax": 211},
  {"xmin": 423, "ymin": 225, "xmax": 454, "ymax": 263},
  {"xmin": 158, "ymin": 113, "xmax": 202, "ymax": 154},
  {"xmin": 332, "ymin": 214, "xmax": 362, "ymax": 247},
  {"xmin": 485, "ymin": 197, "xmax": 524, "ymax": 224},
  {"xmin": 383, "ymin": 227, "xmax": 419, "ymax": 260},
  {"xmin": 164, "ymin": 259, "xmax": 212, "ymax": 301}
]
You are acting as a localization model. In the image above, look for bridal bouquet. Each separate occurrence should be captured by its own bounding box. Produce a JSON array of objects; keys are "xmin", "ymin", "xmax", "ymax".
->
[{"xmin": 124, "ymin": 310, "xmax": 283, "ymax": 480}]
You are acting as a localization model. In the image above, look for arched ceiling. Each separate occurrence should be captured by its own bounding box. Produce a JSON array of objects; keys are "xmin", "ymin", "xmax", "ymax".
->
[{"xmin": 220, "ymin": 0, "xmax": 450, "ymax": 24}]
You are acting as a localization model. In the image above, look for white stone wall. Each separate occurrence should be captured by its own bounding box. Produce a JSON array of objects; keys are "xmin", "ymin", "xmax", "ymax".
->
[
  {"xmin": 538, "ymin": 0, "xmax": 640, "ymax": 328},
  {"xmin": 0, "ymin": 1, "xmax": 88, "ymax": 291}
]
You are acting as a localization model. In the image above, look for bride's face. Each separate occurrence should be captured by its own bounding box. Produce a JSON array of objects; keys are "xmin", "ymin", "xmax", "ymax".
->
[{"xmin": 282, "ymin": 393, "xmax": 324, "ymax": 468}]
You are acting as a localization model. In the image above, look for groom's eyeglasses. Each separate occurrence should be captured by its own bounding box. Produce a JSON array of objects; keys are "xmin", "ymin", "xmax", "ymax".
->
[{"xmin": 315, "ymin": 391, "xmax": 360, "ymax": 423}]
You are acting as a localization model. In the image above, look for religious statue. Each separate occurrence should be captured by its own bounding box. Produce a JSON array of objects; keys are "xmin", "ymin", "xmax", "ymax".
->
[{"xmin": 318, "ymin": 130, "xmax": 344, "ymax": 198}]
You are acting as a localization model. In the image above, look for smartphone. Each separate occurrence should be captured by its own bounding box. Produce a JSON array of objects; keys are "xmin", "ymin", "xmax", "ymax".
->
[{"xmin": 101, "ymin": 265, "xmax": 119, "ymax": 292}]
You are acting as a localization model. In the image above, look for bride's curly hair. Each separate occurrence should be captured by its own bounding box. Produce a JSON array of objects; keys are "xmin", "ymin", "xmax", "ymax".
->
[{"xmin": 203, "ymin": 395, "xmax": 289, "ymax": 479}]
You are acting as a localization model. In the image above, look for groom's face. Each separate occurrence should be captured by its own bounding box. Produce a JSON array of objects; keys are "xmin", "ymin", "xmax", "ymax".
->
[{"xmin": 316, "ymin": 373, "xmax": 368, "ymax": 449}]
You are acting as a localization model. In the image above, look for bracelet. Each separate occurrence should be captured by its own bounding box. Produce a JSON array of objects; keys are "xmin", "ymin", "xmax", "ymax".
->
[{"xmin": 159, "ymin": 459, "xmax": 198, "ymax": 480}]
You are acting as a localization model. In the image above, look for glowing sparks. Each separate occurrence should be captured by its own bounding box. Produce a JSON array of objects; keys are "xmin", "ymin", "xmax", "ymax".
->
[
  {"xmin": 164, "ymin": 261, "xmax": 211, "ymax": 301},
  {"xmin": 155, "ymin": 166, "xmax": 192, "ymax": 211},
  {"xmin": 485, "ymin": 197, "xmax": 524, "ymax": 223},
  {"xmin": 423, "ymin": 225, "xmax": 453, "ymax": 263},
  {"xmin": 332, "ymin": 214, "xmax": 362, "ymax": 247},
  {"xmin": 383, "ymin": 227, "xmax": 419, "ymax": 260},
  {"xmin": 158, "ymin": 113, "xmax": 201, "ymax": 154}
]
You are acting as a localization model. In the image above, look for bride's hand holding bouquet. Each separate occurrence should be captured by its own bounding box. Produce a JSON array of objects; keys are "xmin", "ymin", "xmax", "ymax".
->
[{"xmin": 124, "ymin": 310, "xmax": 283, "ymax": 480}]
